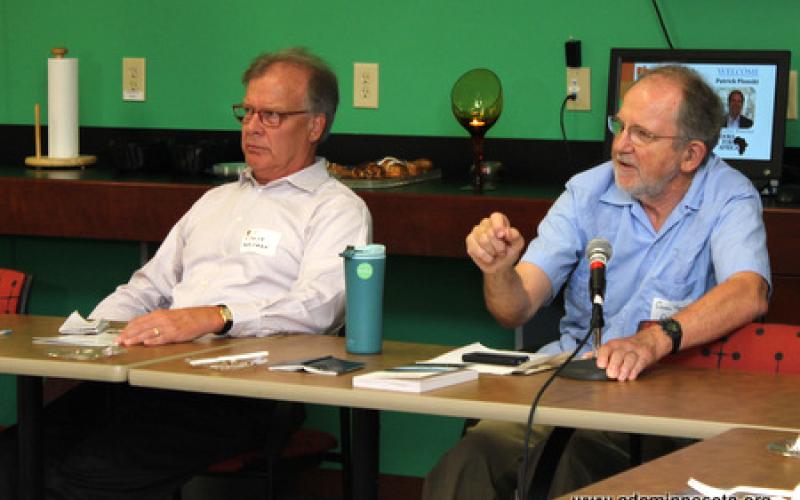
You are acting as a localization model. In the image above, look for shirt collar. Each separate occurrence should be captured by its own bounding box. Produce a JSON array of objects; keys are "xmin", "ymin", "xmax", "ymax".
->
[
  {"xmin": 238, "ymin": 157, "xmax": 329, "ymax": 192},
  {"xmin": 599, "ymin": 157, "xmax": 711, "ymax": 212}
]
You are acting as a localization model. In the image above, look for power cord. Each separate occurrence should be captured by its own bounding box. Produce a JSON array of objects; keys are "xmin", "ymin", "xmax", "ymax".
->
[
  {"xmin": 516, "ymin": 324, "xmax": 593, "ymax": 500},
  {"xmin": 560, "ymin": 93, "xmax": 577, "ymax": 174}
]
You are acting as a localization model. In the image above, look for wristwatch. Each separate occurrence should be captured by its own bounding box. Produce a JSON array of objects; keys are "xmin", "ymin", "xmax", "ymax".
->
[
  {"xmin": 659, "ymin": 318, "xmax": 682, "ymax": 354},
  {"xmin": 216, "ymin": 305, "xmax": 233, "ymax": 335}
]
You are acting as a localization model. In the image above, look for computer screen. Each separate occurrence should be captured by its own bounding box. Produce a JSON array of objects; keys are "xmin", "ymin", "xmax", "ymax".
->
[{"xmin": 605, "ymin": 48, "xmax": 791, "ymax": 191}]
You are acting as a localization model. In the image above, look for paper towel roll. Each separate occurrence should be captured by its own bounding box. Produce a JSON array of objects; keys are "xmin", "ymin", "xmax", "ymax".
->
[{"xmin": 48, "ymin": 56, "xmax": 79, "ymax": 158}]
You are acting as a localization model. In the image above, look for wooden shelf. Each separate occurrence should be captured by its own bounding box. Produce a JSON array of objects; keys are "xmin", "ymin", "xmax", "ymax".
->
[{"xmin": 0, "ymin": 170, "xmax": 797, "ymax": 323}]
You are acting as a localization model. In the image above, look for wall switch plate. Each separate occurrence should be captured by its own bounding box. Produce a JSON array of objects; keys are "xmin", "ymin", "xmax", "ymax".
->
[
  {"xmin": 788, "ymin": 70, "xmax": 797, "ymax": 120},
  {"xmin": 353, "ymin": 62, "xmax": 379, "ymax": 108},
  {"xmin": 123, "ymin": 58, "xmax": 146, "ymax": 101},
  {"xmin": 566, "ymin": 67, "xmax": 590, "ymax": 111}
]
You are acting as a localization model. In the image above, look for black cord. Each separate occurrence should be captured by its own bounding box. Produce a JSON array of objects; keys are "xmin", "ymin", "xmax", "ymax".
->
[
  {"xmin": 651, "ymin": 0, "xmax": 674, "ymax": 49},
  {"xmin": 516, "ymin": 325, "xmax": 593, "ymax": 500},
  {"xmin": 560, "ymin": 94, "xmax": 575, "ymax": 174}
]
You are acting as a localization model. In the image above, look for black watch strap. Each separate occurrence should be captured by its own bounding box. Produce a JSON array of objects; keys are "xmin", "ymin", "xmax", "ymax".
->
[
  {"xmin": 659, "ymin": 318, "xmax": 682, "ymax": 355},
  {"xmin": 216, "ymin": 305, "xmax": 233, "ymax": 335}
]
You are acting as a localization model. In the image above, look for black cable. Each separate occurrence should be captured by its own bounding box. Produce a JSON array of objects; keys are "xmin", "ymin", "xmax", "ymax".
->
[
  {"xmin": 651, "ymin": 0, "xmax": 674, "ymax": 49},
  {"xmin": 516, "ymin": 324, "xmax": 594, "ymax": 500},
  {"xmin": 560, "ymin": 93, "xmax": 575, "ymax": 174}
]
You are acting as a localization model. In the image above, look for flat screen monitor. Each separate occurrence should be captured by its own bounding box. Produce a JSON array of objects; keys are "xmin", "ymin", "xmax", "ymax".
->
[{"xmin": 605, "ymin": 48, "xmax": 791, "ymax": 191}]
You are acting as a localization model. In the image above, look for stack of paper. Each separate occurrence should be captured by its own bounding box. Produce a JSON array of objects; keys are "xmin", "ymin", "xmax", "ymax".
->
[{"xmin": 418, "ymin": 342, "xmax": 566, "ymax": 375}]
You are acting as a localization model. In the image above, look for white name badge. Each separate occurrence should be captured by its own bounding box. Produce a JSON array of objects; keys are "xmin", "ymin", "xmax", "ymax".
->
[
  {"xmin": 650, "ymin": 297, "xmax": 692, "ymax": 320},
  {"xmin": 241, "ymin": 228, "xmax": 282, "ymax": 256}
]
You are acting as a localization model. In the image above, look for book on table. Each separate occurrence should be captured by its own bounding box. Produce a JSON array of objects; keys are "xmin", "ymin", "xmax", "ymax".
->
[
  {"xmin": 268, "ymin": 355, "xmax": 365, "ymax": 376},
  {"xmin": 352, "ymin": 365, "xmax": 478, "ymax": 393}
]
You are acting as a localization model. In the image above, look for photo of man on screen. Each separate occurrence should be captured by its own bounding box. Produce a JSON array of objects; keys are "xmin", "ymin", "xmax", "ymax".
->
[{"xmin": 723, "ymin": 89, "xmax": 754, "ymax": 129}]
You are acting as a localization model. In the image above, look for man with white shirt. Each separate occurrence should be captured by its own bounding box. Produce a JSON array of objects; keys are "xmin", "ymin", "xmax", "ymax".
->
[{"xmin": 0, "ymin": 47, "xmax": 371, "ymax": 500}]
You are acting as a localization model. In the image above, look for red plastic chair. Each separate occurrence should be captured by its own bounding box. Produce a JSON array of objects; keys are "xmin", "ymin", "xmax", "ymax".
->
[
  {"xmin": 0, "ymin": 268, "xmax": 32, "ymax": 314},
  {"xmin": 662, "ymin": 322, "xmax": 800, "ymax": 374}
]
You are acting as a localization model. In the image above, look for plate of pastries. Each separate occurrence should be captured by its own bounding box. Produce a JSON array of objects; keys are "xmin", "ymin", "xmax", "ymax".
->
[{"xmin": 327, "ymin": 157, "xmax": 439, "ymax": 188}]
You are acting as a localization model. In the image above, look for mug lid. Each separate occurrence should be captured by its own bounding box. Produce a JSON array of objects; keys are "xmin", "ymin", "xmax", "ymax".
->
[{"xmin": 340, "ymin": 243, "xmax": 385, "ymax": 258}]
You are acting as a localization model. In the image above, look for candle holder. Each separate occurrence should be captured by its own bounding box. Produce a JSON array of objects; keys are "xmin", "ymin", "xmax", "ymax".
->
[{"xmin": 451, "ymin": 68, "xmax": 503, "ymax": 193}]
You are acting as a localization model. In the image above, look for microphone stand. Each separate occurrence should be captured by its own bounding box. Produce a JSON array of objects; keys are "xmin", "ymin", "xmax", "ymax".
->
[{"xmin": 557, "ymin": 300, "xmax": 610, "ymax": 381}]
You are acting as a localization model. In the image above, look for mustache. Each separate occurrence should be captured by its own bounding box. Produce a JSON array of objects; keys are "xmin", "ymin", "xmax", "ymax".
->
[{"xmin": 614, "ymin": 154, "xmax": 637, "ymax": 167}]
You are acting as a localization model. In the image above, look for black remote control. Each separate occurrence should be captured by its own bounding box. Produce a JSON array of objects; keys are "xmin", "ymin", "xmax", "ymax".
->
[{"xmin": 461, "ymin": 352, "xmax": 529, "ymax": 366}]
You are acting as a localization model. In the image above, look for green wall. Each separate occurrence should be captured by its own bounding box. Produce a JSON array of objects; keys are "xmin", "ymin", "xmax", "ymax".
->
[
  {"xmin": 3, "ymin": 0, "xmax": 800, "ymax": 479},
  {"xmin": 2, "ymin": 0, "xmax": 799, "ymax": 144}
]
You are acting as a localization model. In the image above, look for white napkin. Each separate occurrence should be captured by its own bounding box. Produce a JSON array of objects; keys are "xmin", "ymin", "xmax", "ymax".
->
[{"xmin": 58, "ymin": 311, "xmax": 109, "ymax": 335}]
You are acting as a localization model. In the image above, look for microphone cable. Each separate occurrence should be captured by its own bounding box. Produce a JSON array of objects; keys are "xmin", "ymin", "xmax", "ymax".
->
[{"xmin": 516, "ymin": 323, "xmax": 595, "ymax": 500}]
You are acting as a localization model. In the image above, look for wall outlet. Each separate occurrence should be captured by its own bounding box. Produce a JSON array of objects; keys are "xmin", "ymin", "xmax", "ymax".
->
[
  {"xmin": 353, "ymin": 62, "xmax": 379, "ymax": 108},
  {"xmin": 788, "ymin": 70, "xmax": 797, "ymax": 120},
  {"xmin": 566, "ymin": 67, "xmax": 590, "ymax": 111},
  {"xmin": 123, "ymin": 58, "xmax": 146, "ymax": 101}
]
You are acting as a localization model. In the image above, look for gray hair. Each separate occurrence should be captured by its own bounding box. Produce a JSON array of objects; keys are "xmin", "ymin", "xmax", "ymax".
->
[
  {"xmin": 242, "ymin": 47, "xmax": 339, "ymax": 142},
  {"xmin": 634, "ymin": 65, "xmax": 723, "ymax": 164}
]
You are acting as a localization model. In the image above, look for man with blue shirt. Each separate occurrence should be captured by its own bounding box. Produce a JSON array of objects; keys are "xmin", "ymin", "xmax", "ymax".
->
[{"xmin": 423, "ymin": 65, "xmax": 770, "ymax": 499}]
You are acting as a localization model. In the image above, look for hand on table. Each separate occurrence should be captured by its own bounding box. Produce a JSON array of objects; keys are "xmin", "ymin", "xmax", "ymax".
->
[
  {"xmin": 116, "ymin": 306, "xmax": 224, "ymax": 346},
  {"xmin": 594, "ymin": 326, "xmax": 671, "ymax": 381}
]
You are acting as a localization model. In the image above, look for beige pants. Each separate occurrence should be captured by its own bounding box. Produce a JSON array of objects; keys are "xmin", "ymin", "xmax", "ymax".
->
[{"xmin": 422, "ymin": 420, "xmax": 690, "ymax": 500}]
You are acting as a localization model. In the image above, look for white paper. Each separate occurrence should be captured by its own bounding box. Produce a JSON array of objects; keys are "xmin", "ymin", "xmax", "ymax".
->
[
  {"xmin": 420, "ymin": 342, "xmax": 555, "ymax": 375},
  {"xmin": 33, "ymin": 332, "xmax": 119, "ymax": 347},
  {"xmin": 58, "ymin": 311, "xmax": 109, "ymax": 335}
]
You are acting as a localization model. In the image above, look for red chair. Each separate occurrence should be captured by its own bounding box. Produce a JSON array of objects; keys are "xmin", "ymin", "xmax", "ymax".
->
[
  {"xmin": 662, "ymin": 322, "xmax": 800, "ymax": 374},
  {"xmin": 0, "ymin": 268, "xmax": 32, "ymax": 314},
  {"xmin": 0, "ymin": 268, "xmax": 31, "ymax": 433}
]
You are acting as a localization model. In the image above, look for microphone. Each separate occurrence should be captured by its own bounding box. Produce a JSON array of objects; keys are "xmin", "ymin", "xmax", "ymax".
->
[
  {"xmin": 586, "ymin": 238, "xmax": 612, "ymax": 305},
  {"xmin": 557, "ymin": 238, "xmax": 614, "ymax": 382}
]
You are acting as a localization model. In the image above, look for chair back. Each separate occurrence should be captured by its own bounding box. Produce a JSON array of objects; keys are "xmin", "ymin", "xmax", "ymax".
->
[
  {"xmin": 0, "ymin": 268, "xmax": 32, "ymax": 314},
  {"xmin": 663, "ymin": 322, "xmax": 800, "ymax": 374}
]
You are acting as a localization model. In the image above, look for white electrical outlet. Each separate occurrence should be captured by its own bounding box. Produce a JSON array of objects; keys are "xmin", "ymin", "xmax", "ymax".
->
[
  {"xmin": 353, "ymin": 63, "xmax": 379, "ymax": 108},
  {"xmin": 123, "ymin": 58, "xmax": 146, "ymax": 101},
  {"xmin": 566, "ymin": 67, "xmax": 590, "ymax": 111}
]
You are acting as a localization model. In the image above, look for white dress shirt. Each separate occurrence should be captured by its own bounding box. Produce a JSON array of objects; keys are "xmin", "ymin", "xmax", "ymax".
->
[{"xmin": 91, "ymin": 157, "xmax": 372, "ymax": 336}]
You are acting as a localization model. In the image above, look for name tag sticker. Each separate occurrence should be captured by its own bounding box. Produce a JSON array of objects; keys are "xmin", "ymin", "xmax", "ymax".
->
[
  {"xmin": 650, "ymin": 297, "xmax": 691, "ymax": 320},
  {"xmin": 241, "ymin": 229, "xmax": 282, "ymax": 256}
]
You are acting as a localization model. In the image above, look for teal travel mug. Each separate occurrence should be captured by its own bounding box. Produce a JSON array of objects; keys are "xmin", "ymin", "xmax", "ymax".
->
[{"xmin": 340, "ymin": 244, "xmax": 386, "ymax": 354}]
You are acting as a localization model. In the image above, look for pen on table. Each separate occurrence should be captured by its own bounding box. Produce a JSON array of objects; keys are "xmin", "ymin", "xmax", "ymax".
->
[
  {"xmin": 0, "ymin": 329, "xmax": 12, "ymax": 336},
  {"xmin": 187, "ymin": 350, "xmax": 270, "ymax": 366}
]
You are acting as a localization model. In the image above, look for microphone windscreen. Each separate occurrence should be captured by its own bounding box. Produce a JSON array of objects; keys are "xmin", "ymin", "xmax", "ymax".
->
[{"xmin": 585, "ymin": 238, "xmax": 612, "ymax": 262}]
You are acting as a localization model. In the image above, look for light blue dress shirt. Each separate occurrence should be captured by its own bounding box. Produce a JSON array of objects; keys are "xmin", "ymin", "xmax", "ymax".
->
[{"xmin": 522, "ymin": 155, "xmax": 771, "ymax": 355}]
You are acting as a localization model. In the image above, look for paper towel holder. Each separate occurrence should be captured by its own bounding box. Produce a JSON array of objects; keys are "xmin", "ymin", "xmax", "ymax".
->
[{"xmin": 25, "ymin": 47, "xmax": 96, "ymax": 169}]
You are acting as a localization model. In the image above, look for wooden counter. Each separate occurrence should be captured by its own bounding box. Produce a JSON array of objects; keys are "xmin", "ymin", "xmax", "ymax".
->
[{"xmin": 0, "ymin": 167, "xmax": 797, "ymax": 322}]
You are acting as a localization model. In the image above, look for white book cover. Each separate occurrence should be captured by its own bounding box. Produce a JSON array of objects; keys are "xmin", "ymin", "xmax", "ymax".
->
[{"xmin": 352, "ymin": 366, "xmax": 478, "ymax": 393}]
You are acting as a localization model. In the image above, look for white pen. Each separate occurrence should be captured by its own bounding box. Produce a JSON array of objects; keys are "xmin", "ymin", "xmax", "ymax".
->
[{"xmin": 187, "ymin": 350, "xmax": 269, "ymax": 367}]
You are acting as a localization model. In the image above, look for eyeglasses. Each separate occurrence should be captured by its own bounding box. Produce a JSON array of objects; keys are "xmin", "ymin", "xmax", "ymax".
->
[
  {"xmin": 607, "ymin": 115, "xmax": 693, "ymax": 147},
  {"xmin": 232, "ymin": 104, "xmax": 310, "ymax": 128}
]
